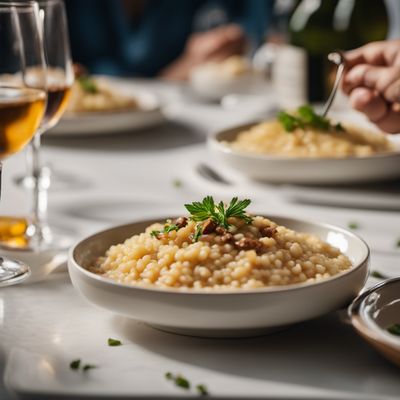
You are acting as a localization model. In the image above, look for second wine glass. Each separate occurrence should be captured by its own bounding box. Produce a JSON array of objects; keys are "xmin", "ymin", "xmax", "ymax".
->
[{"xmin": 27, "ymin": 0, "xmax": 74, "ymax": 250}]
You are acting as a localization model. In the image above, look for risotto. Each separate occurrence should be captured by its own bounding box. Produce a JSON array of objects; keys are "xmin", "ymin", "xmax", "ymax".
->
[
  {"xmin": 226, "ymin": 120, "xmax": 393, "ymax": 158},
  {"xmin": 67, "ymin": 76, "xmax": 139, "ymax": 113},
  {"xmin": 91, "ymin": 198, "xmax": 352, "ymax": 290}
]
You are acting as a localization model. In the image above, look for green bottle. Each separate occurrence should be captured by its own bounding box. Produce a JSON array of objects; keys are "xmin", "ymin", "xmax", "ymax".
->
[{"xmin": 274, "ymin": 0, "xmax": 388, "ymax": 107}]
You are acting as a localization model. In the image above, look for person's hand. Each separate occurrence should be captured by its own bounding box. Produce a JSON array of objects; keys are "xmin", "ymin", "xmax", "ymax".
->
[
  {"xmin": 160, "ymin": 24, "xmax": 247, "ymax": 81},
  {"xmin": 342, "ymin": 40, "xmax": 400, "ymax": 133}
]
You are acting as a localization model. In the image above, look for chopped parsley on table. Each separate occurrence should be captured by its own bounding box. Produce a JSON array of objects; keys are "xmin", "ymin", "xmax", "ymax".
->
[
  {"xmin": 108, "ymin": 337, "xmax": 122, "ymax": 346},
  {"xmin": 348, "ymin": 222, "xmax": 359, "ymax": 230},
  {"xmin": 70, "ymin": 359, "xmax": 81, "ymax": 370},
  {"xmin": 196, "ymin": 384, "xmax": 209, "ymax": 396},
  {"xmin": 165, "ymin": 372, "xmax": 209, "ymax": 395},
  {"xmin": 278, "ymin": 105, "xmax": 345, "ymax": 133},
  {"xmin": 370, "ymin": 270, "xmax": 389, "ymax": 279},
  {"xmin": 70, "ymin": 359, "xmax": 98, "ymax": 372}
]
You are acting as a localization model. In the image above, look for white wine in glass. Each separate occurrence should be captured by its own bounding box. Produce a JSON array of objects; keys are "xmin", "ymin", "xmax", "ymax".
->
[{"xmin": 0, "ymin": 1, "xmax": 46, "ymax": 286}]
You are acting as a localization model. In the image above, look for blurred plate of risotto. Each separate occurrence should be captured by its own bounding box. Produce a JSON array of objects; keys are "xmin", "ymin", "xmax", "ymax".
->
[
  {"xmin": 68, "ymin": 197, "xmax": 369, "ymax": 337},
  {"xmin": 189, "ymin": 56, "xmax": 267, "ymax": 101},
  {"xmin": 49, "ymin": 75, "xmax": 165, "ymax": 136},
  {"xmin": 210, "ymin": 105, "xmax": 400, "ymax": 184}
]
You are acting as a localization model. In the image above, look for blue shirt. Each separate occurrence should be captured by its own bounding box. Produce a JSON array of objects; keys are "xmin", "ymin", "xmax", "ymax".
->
[{"xmin": 66, "ymin": 0, "xmax": 273, "ymax": 77}]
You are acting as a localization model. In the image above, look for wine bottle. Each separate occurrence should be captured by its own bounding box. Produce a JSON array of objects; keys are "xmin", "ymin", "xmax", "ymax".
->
[{"xmin": 273, "ymin": 0, "xmax": 388, "ymax": 108}]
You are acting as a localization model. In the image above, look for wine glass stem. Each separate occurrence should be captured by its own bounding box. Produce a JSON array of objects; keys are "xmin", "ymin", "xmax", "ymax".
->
[{"xmin": 29, "ymin": 133, "xmax": 51, "ymax": 246}]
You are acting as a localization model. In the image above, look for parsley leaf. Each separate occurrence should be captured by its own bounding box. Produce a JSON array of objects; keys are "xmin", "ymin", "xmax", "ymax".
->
[
  {"xmin": 83, "ymin": 364, "xmax": 97, "ymax": 371},
  {"xmin": 150, "ymin": 224, "xmax": 179, "ymax": 238},
  {"xmin": 370, "ymin": 270, "xmax": 389, "ymax": 279},
  {"xmin": 348, "ymin": 222, "xmax": 359, "ymax": 230},
  {"xmin": 278, "ymin": 105, "xmax": 344, "ymax": 133},
  {"xmin": 108, "ymin": 338, "xmax": 122, "ymax": 346},
  {"xmin": 78, "ymin": 76, "xmax": 98, "ymax": 94},
  {"xmin": 387, "ymin": 324, "xmax": 400, "ymax": 336},
  {"xmin": 196, "ymin": 384, "xmax": 209, "ymax": 396},
  {"xmin": 70, "ymin": 359, "xmax": 81, "ymax": 370},
  {"xmin": 175, "ymin": 375, "xmax": 190, "ymax": 389},
  {"xmin": 185, "ymin": 196, "xmax": 252, "ymax": 232}
]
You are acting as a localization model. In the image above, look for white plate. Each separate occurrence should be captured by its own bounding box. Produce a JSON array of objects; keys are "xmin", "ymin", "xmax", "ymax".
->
[
  {"xmin": 48, "ymin": 78, "xmax": 166, "ymax": 136},
  {"xmin": 68, "ymin": 216, "xmax": 369, "ymax": 338},
  {"xmin": 209, "ymin": 122, "xmax": 400, "ymax": 184}
]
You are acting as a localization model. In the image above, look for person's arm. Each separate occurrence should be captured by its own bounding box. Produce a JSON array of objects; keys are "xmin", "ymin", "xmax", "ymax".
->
[
  {"xmin": 159, "ymin": 24, "xmax": 246, "ymax": 81},
  {"xmin": 342, "ymin": 40, "xmax": 400, "ymax": 133}
]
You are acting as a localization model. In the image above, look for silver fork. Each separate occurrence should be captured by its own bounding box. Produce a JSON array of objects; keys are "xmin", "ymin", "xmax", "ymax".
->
[{"xmin": 321, "ymin": 51, "xmax": 346, "ymax": 118}]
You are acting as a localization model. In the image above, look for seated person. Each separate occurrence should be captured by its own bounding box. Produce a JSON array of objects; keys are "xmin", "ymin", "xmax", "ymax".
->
[{"xmin": 65, "ymin": 0, "xmax": 273, "ymax": 80}]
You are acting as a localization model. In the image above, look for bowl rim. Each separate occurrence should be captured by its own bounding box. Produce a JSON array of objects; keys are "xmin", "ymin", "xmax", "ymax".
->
[
  {"xmin": 69, "ymin": 215, "xmax": 370, "ymax": 296},
  {"xmin": 209, "ymin": 121, "xmax": 400, "ymax": 162},
  {"xmin": 348, "ymin": 277, "xmax": 400, "ymax": 349}
]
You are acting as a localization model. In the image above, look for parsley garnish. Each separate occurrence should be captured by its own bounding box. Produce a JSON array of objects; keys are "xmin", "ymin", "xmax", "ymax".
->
[
  {"xmin": 278, "ymin": 105, "xmax": 344, "ymax": 133},
  {"xmin": 70, "ymin": 359, "xmax": 97, "ymax": 372},
  {"xmin": 83, "ymin": 364, "xmax": 97, "ymax": 371},
  {"xmin": 175, "ymin": 375, "xmax": 190, "ymax": 389},
  {"xmin": 370, "ymin": 270, "xmax": 389, "ymax": 279},
  {"xmin": 108, "ymin": 338, "xmax": 122, "ymax": 346},
  {"xmin": 165, "ymin": 372, "xmax": 190, "ymax": 389},
  {"xmin": 348, "ymin": 222, "xmax": 359, "ymax": 230},
  {"xmin": 70, "ymin": 359, "xmax": 81, "ymax": 370},
  {"xmin": 387, "ymin": 324, "xmax": 400, "ymax": 336},
  {"xmin": 150, "ymin": 224, "xmax": 179, "ymax": 238},
  {"xmin": 172, "ymin": 179, "xmax": 182, "ymax": 188},
  {"xmin": 165, "ymin": 372, "xmax": 173, "ymax": 380},
  {"xmin": 185, "ymin": 196, "xmax": 252, "ymax": 229},
  {"xmin": 78, "ymin": 76, "xmax": 98, "ymax": 94},
  {"xmin": 196, "ymin": 384, "xmax": 209, "ymax": 396},
  {"xmin": 185, "ymin": 196, "xmax": 252, "ymax": 242},
  {"xmin": 396, "ymin": 239, "xmax": 400, "ymax": 248},
  {"xmin": 165, "ymin": 372, "xmax": 209, "ymax": 395}
]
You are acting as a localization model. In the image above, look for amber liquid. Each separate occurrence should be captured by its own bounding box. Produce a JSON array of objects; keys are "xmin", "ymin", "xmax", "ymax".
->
[
  {"xmin": 0, "ymin": 87, "xmax": 46, "ymax": 159},
  {"xmin": 42, "ymin": 85, "xmax": 71, "ymax": 129}
]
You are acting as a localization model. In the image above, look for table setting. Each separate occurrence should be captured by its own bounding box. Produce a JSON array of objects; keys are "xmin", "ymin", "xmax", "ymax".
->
[{"xmin": 0, "ymin": 1, "xmax": 400, "ymax": 399}]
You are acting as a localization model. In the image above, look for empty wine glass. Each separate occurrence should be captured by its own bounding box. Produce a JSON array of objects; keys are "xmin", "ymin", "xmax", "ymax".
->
[{"xmin": 0, "ymin": 1, "xmax": 47, "ymax": 286}]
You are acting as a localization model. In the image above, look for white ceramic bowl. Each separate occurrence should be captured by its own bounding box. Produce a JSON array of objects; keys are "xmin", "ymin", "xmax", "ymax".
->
[
  {"xmin": 68, "ymin": 216, "xmax": 369, "ymax": 337},
  {"xmin": 189, "ymin": 65, "xmax": 267, "ymax": 101},
  {"xmin": 349, "ymin": 278, "xmax": 400, "ymax": 367},
  {"xmin": 209, "ymin": 122, "xmax": 400, "ymax": 184}
]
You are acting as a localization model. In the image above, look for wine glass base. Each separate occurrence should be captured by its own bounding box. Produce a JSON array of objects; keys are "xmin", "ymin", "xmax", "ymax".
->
[
  {"xmin": 0, "ymin": 239, "xmax": 68, "ymax": 283},
  {"xmin": 0, "ymin": 257, "xmax": 30, "ymax": 287}
]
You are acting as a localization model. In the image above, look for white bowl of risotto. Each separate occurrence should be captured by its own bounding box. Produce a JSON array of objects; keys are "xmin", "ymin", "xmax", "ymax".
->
[
  {"xmin": 68, "ymin": 199, "xmax": 369, "ymax": 337},
  {"xmin": 209, "ymin": 109, "xmax": 400, "ymax": 184}
]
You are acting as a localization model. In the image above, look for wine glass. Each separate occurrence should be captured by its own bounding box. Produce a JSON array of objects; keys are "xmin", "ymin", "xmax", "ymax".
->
[
  {"xmin": 0, "ymin": 1, "xmax": 47, "ymax": 286},
  {"xmin": 25, "ymin": 0, "xmax": 74, "ymax": 250}
]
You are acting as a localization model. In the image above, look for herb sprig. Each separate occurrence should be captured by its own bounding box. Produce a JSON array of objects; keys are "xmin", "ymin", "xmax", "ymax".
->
[
  {"xmin": 150, "ymin": 224, "xmax": 179, "ymax": 238},
  {"xmin": 278, "ymin": 105, "xmax": 344, "ymax": 133},
  {"xmin": 185, "ymin": 196, "xmax": 252, "ymax": 242},
  {"xmin": 185, "ymin": 196, "xmax": 252, "ymax": 229},
  {"xmin": 78, "ymin": 76, "xmax": 98, "ymax": 94}
]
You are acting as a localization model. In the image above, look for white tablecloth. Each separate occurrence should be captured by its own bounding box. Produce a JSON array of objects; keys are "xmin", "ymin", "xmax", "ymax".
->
[{"xmin": 0, "ymin": 79, "xmax": 399, "ymax": 400}]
